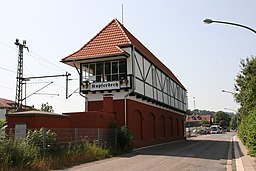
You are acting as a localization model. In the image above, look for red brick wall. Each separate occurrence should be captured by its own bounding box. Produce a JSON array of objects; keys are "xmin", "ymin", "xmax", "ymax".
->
[
  {"xmin": 88, "ymin": 98, "xmax": 185, "ymax": 148},
  {"xmin": 126, "ymin": 99, "xmax": 185, "ymax": 148},
  {"xmin": 65, "ymin": 111, "xmax": 115, "ymax": 128},
  {"xmin": 7, "ymin": 115, "xmax": 70, "ymax": 129}
]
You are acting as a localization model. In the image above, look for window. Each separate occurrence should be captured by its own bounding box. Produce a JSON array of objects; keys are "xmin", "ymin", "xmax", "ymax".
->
[
  {"xmin": 81, "ymin": 59, "xmax": 127, "ymax": 83},
  {"xmin": 96, "ymin": 62, "xmax": 103, "ymax": 82}
]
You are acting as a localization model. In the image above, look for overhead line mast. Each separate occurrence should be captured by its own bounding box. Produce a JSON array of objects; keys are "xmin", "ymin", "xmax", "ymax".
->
[
  {"xmin": 14, "ymin": 39, "xmax": 29, "ymax": 111},
  {"xmin": 14, "ymin": 39, "xmax": 72, "ymax": 112}
]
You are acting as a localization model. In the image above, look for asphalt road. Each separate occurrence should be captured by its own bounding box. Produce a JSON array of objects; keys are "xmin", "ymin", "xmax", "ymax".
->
[{"xmin": 63, "ymin": 132, "xmax": 236, "ymax": 171}]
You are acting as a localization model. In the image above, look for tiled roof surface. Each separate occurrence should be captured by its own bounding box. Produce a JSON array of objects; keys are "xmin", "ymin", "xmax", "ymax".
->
[
  {"xmin": 0, "ymin": 98, "xmax": 14, "ymax": 108},
  {"xmin": 186, "ymin": 114, "xmax": 212, "ymax": 122},
  {"xmin": 62, "ymin": 19, "xmax": 185, "ymax": 89},
  {"xmin": 62, "ymin": 19, "xmax": 131, "ymax": 60}
]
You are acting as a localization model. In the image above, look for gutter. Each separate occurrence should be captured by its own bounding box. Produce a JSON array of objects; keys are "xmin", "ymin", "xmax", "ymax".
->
[
  {"xmin": 124, "ymin": 45, "xmax": 136, "ymax": 127},
  {"xmin": 72, "ymin": 60, "xmax": 88, "ymax": 112}
]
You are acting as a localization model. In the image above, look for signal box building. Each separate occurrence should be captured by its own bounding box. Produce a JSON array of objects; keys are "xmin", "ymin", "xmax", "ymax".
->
[{"xmin": 61, "ymin": 19, "xmax": 187, "ymax": 147}]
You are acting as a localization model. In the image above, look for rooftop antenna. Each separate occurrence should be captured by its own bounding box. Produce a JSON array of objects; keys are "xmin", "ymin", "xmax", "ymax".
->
[{"xmin": 122, "ymin": 3, "xmax": 124, "ymax": 25}]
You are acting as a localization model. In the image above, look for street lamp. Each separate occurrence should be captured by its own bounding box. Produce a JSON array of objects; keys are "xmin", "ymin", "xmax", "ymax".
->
[
  {"xmin": 222, "ymin": 89, "xmax": 235, "ymax": 95},
  {"xmin": 224, "ymin": 107, "xmax": 239, "ymax": 131},
  {"xmin": 193, "ymin": 97, "xmax": 196, "ymax": 110},
  {"xmin": 203, "ymin": 18, "xmax": 256, "ymax": 34}
]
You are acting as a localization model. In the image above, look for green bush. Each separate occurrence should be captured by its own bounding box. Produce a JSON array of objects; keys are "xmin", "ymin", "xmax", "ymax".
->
[
  {"xmin": 23, "ymin": 128, "xmax": 58, "ymax": 155},
  {"xmin": 46, "ymin": 140, "xmax": 111, "ymax": 169},
  {"xmin": 0, "ymin": 119, "xmax": 5, "ymax": 128},
  {"xmin": 239, "ymin": 110, "xmax": 256, "ymax": 156},
  {"xmin": 117, "ymin": 126, "xmax": 134, "ymax": 151},
  {"xmin": 0, "ymin": 128, "xmax": 113, "ymax": 170},
  {"xmin": 0, "ymin": 140, "xmax": 40, "ymax": 170}
]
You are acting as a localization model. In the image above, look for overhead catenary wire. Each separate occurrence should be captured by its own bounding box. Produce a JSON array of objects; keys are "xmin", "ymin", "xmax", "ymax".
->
[
  {"xmin": 0, "ymin": 40, "xmax": 67, "ymax": 73},
  {"xmin": 0, "ymin": 66, "xmax": 16, "ymax": 73}
]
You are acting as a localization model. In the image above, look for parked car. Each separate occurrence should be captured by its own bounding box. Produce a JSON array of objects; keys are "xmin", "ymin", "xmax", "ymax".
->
[{"xmin": 210, "ymin": 125, "xmax": 222, "ymax": 134}]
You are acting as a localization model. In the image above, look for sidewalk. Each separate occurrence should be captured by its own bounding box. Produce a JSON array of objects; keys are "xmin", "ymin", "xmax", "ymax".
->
[{"xmin": 233, "ymin": 135, "xmax": 256, "ymax": 171}]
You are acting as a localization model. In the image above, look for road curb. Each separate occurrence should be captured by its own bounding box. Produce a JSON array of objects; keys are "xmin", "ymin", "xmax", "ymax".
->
[
  {"xmin": 226, "ymin": 136, "xmax": 233, "ymax": 171},
  {"xmin": 234, "ymin": 135, "xmax": 245, "ymax": 171}
]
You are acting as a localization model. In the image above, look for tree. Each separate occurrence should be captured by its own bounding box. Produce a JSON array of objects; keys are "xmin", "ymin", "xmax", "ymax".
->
[
  {"xmin": 214, "ymin": 111, "xmax": 230, "ymax": 129},
  {"xmin": 40, "ymin": 102, "xmax": 54, "ymax": 113},
  {"xmin": 235, "ymin": 56, "xmax": 256, "ymax": 156},
  {"xmin": 201, "ymin": 120, "xmax": 210, "ymax": 127},
  {"xmin": 229, "ymin": 115, "xmax": 237, "ymax": 130},
  {"xmin": 235, "ymin": 56, "xmax": 256, "ymax": 119}
]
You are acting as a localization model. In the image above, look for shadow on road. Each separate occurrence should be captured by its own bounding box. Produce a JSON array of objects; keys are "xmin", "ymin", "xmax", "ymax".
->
[{"xmin": 119, "ymin": 138, "xmax": 243, "ymax": 161}]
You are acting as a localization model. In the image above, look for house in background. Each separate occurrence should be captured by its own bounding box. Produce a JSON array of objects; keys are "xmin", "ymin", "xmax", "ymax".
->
[
  {"xmin": 186, "ymin": 114, "xmax": 213, "ymax": 127},
  {"xmin": 7, "ymin": 19, "xmax": 187, "ymax": 148},
  {"xmin": 0, "ymin": 98, "xmax": 16, "ymax": 119}
]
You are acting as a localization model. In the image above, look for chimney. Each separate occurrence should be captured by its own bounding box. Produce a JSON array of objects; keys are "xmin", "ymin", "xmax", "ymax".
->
[{"xmin": 103, "ymin": 95, "xmax": 113, "ymax": 113}]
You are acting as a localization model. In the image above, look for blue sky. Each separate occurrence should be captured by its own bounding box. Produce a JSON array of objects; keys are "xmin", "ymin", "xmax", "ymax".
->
[{"xmin": 1, "ymin": 0, "xmax": 255, "ymax": 113}]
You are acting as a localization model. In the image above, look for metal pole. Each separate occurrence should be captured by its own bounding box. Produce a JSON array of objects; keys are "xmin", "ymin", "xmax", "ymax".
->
[
  {"xmin": 203, "ymin": 18, "xmax": 256, "ymax": 34},
  {"xmin": 14, "ymin": 39, "xmax": 29, "ymax": 111}
]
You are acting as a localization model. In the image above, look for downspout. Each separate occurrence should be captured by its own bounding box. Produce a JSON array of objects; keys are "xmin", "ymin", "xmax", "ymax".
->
[
  {"xmin": 73, "ymin": 60, "xmax": 88, "ymax": 112},
  {"xmin": 124, "ymin": 45, "xmax": 136, "ymax": 127}
]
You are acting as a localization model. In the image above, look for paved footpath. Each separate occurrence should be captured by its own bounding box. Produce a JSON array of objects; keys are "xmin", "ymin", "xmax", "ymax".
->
[{"xmin": 234, "ymin": 135, "xmax": 256, "ymax": 171}]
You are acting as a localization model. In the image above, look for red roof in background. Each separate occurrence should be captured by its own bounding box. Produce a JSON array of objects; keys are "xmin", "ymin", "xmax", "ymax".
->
[
  {"xmin": 0, "ymin": 98, "xmax": 15, "ymax": 108},
  {"xmin": 186, "ymin": 114, "xmax": 212, "ymax": 123},
  {"xmin": 61, "ymin": 19, "xmax": 186, "ymax": 90}
]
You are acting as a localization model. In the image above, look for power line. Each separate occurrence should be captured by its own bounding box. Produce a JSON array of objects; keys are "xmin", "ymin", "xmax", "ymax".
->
[
  {"xmin": 0, "ymin": 66, "xmax": 16, "ymax": 73},
  {"xmin": 26, "ymin": 42, "xmax": 66, "ymax": 72},
  {"xmin": 0, "ymin": 40, "xmax": 66, "ymax": 72},
  {"xmin": 0, "ymin": 85, "xmax": 14, "ymax": 90}
]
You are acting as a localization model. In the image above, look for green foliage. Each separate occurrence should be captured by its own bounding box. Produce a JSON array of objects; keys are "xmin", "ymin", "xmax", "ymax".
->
[
  {"xmin": 229, "ymin": 115, "xmax": 237, "ymax": 130},
  {"xmin": 214, "ymin": 111, "xmax": 230, "ymax": 129},
  {"xmin": 235, "ymin": 56, "xmax": 256, "ymax": 118},
  {"xmin": 201, "ymin": 120, "xmax": 210, "ymax": 127},
  {"xmin": 0, "ymin": 129, "xmax": 112, "ymax": 170},
  {"xmin": 238, "ymin": 109, "xmax": 256, "ymax": 156},
  {"xmin": 235, "ymin": 56, "xmax": 256, "ymax": 157},
  {"xmin": 48, "ymin": 141, "xmax": 111, "ymax": 169},
  {"xmin": 0, "ymin": 119, "xmax": 5, "ymax": 128},
  {"xmin": 117, "ymin": 126, "xmax": 134, "ymax": 151},
  {"xmin": 40, "ymin": 102, "xmax": 54, "ymax": 113},
  {"xmin": 24, "ymin": 128, "xmax": 58, "ymax": 155},
  {"xmin": 0, "ymin": 140, "xmax": 40, "ymax": 170}
]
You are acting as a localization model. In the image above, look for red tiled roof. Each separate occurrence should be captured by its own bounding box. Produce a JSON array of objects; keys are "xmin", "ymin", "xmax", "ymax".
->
[
  {"xmin": 186, "ymin": 114, "xmax": 212, "ymax": 122},
  {"xmin": 0, "ymin": 98, "xmax": 15, "ymax": 108},
  {"xmin": 61, "ymin": 19, "xmax": 186, "ymax": 90},
  {"xmin": 62, "ymin": 19, "xmax": 130, "ymax": 60}
]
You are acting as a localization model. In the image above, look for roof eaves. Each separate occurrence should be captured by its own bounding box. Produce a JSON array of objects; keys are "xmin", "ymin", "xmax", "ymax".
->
[{"xmin": 61, "ymin": 51, "xmax": 129, "ymax": 63}]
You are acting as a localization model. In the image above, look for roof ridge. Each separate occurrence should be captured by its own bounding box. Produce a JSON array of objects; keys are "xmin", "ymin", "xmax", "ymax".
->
[
  {"xmin": 114, "ymin": 19, "xmax": 131, "ymax": 44},
  {"xmin": 117, "ymin": 21, "xmax": 185, "ymax": 89}
]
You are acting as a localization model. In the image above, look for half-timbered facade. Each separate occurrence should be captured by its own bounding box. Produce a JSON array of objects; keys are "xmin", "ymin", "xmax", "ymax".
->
[{"xmin": 61, "ymin": 19, "xmax": 187, "ymax": 147}]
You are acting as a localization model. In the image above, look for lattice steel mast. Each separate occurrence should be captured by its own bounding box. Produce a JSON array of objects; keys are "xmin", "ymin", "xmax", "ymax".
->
[{"xmin": 14, "ymin": 39, "xmax": 29, "ymax": 111}]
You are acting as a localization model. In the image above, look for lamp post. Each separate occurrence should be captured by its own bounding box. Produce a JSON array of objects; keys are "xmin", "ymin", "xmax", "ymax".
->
[
  {"xmin": 203, "ymin": 18, "xmax": 256, "ymax": 34},
  {"xmin": 193, "ymin": 97, "xmax": 196, "ymax": 110},
  {"xmin": 222, "ymin": 89, "xmax": 235, "ymax": 95},
  {"xmin": 224, "ymin": 107, "xmax": 239, "ymax": 131}
]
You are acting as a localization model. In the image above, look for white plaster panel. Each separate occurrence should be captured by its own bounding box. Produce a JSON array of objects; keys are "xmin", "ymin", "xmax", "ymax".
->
[
  {"xmin": 134, "ymin": 52, "xmax": 144, "ymax": 79},
  {"xmin": 157, "ymin": 91, "xmax": 163, "ymax": 102},
  {"xmin": 134, "ymin": 78, "xmax": 144, "ymax": 95},
  {"xmin": 145, "ymin": 84, "xmax": 153, "ymax": 98},
  {"xmin": 122, "ymin": 47, "xmax": 131, "ymax": 54}
]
